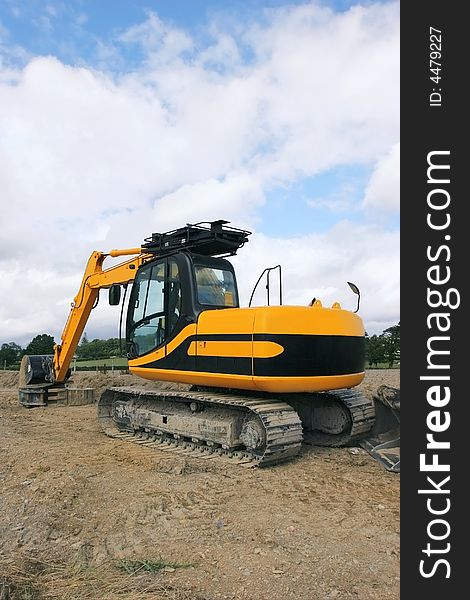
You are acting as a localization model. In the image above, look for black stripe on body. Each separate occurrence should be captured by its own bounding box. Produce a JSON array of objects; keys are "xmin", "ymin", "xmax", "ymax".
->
[
  {"xmin": 136, "ymin": 333, "xmax": 365, "ymax": 377},
  {"xmin": 253, "ymin": 334, "xmax": 365, "ymax": 376}
]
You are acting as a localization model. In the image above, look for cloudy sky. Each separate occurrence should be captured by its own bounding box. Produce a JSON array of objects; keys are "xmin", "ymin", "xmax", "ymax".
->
[{"xmin": 0, "ymin": 0, "xmax": 399, "ymax": 347}]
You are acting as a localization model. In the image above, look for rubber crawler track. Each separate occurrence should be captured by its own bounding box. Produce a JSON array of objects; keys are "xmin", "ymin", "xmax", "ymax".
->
[{"xmin": 98, "ymin": 387, "xmax": 303, "ymax": 467}]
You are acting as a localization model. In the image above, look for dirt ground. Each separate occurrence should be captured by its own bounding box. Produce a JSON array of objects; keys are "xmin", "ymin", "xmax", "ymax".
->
[{"xmin": 0, "ymin": 370, "xmax": 400, "ymax": 600}]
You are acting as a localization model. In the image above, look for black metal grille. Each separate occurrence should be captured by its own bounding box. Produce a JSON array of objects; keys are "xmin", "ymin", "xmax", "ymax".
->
[{"xmin": 142, "ymin": 220, "xmax": 251, "ymax": 257}]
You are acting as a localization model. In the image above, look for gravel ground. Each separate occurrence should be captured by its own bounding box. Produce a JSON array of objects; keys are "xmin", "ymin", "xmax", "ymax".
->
[{"xmin": 0, "ymin": 369, "xmax": 400, "ymax": 600}]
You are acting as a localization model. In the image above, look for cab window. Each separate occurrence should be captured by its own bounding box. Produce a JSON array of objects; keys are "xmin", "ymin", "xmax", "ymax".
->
[
  {"xmin": 128, "ymin": 259, "xmax": 181, "ymax": 357},
  {"xmin": 168, "ymin": 261, "xmax": 181, "ymax": 332},
  {"xmin": 195, "ymin": 266, "xmax": 237, "ymax": 307}
]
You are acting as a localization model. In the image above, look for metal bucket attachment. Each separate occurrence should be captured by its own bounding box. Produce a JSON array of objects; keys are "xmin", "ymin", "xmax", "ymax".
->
[
  {"xmin": 18, "ymin": 355, "xmax": 93, "ymax": 407},
  {"xmin": 360, "ymin": 385, "xmax": 400, "ymax": 473},
  {"xmin": 19, "ymin": 355, "xmax": 55, "ymax": 386}
]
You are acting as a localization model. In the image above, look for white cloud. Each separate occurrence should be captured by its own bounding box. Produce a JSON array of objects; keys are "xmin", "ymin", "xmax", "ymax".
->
[
  {"xmin": 45, "ymin": 5, "xmax": 58, "ymax": 18},
  {"xmin": 233, "ymin": 222, "xmax": 399, "ymax": 325},
  {"xmin": 119, "ymin": 12, "xmax": 194, "ymax": 63},
  {"xmin": 152, "ymin": 173, "xmax": 265, "ymax": 232},
  {"xmin": 362, "ymin": 142, "xmax": 400, "ymax": 213},
  {"xmin": 0, "ymin": 2, "xmax": 399, "ymax": 345}
]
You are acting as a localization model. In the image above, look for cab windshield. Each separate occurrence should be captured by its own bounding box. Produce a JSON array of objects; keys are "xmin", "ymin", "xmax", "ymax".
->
[{"xmin": 195, "ymin": 266, "xmax": 237, "ymax": 307}]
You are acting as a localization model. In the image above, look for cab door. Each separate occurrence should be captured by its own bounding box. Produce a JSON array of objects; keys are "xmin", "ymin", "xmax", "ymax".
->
[{"xmin": 127, "ymin": 258, "xmax": 182, "ymax": 359}]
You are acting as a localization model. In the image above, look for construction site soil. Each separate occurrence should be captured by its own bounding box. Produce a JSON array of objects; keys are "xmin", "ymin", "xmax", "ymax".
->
[{"xmin": 0, "ymin": 370, "xmax": 400, "ymax": 600}]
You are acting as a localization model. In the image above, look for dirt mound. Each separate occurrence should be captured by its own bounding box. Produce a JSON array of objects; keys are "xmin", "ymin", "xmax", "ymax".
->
[
  {"xmin": 0, "ymin": 370, "xmax": 19, "ymax": 389},
  {"xmin": 357, "ymin": 368, "xmax": 400, "ymax": 398},
  {"xmin": 68, "ymin": 371, "xmax": 190, "ymax": 401},
  {"xmin": 0, "ymin": 369, "xmax": 190, "ymax": 400}
]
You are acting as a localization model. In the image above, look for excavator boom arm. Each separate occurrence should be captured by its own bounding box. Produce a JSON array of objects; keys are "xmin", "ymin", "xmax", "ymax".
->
[{"xmin": 54, "ymin": 247, "xmax": 146, "ymax": 382}]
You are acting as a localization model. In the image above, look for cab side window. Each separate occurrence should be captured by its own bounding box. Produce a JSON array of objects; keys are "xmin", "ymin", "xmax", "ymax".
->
[
  {"xmin": 128, "ymin": 261, "xmax": 166, "ymax": 356},
  {"xmin": 128, "ymin": 259, "xmax": 182, "ymax": 357},
  {"xmin": 195, "ymin": 266, "xmax": 237, "ymax": 307},
  {"xmin": 168, "ymin": 260, "xmax": 181, "ymax": 334}
]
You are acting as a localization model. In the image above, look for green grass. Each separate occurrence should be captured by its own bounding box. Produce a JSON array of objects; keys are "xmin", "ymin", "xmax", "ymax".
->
[
  {"xmin": 4, "ymin": 357, "xmax": 129, "ymax": 370},
  {"xmin": 72, "ymin": 357, "xmax": 128, "ymax": 368}
]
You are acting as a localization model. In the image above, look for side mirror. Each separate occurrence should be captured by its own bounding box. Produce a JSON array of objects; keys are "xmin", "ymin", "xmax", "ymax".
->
[
  {"xmin": 347, "ymin": 281, "xmax": 361, "ymax": 313},
  {"xmin": 109, "ymin": 284, "xmax": 121, "ymax": 306}
]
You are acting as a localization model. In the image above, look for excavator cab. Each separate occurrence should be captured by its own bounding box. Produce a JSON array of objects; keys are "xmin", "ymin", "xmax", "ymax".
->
[{"xmin": 126, "ymin": 252, "xmax": 239, "ymax": 359}]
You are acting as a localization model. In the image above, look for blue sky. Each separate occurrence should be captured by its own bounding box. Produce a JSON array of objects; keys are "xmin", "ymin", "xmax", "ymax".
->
[
  {"xmin": 1, "ymin": 1, "xmax": 367, "ymax": 51},
  {"xmin": 261, "ymin": 164, "xmax": 369, "ymax": 236},
  {"xmin": 0, "ymin": 1, "xmax": 399, "ymax": 343}
]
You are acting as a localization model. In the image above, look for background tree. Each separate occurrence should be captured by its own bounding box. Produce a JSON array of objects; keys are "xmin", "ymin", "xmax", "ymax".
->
[
  {"xmin": 365, "ymin": 322, "xmax": 400, "ymax": 368},
  {"xmin": 382, "ymin": 322, "xmax": 400, "ymax": 367},
  {"xmin": 365, "ymin": 335, "xmax": 386, "ymax": 368},
  {"xmin": 76, "ymin": 337, "xmax": 121, "ymax": 360},
  {"xmin": 0, "ymin": 342, "xmax": 23, "ymax": 366},
  {"xmin": 25, "ymin": 334, "xmax": 55, "ymax": 355}
]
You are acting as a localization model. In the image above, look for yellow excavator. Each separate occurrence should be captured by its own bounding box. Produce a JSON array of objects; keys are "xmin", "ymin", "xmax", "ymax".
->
[{"xmin": 18, "ymin": 221, "xmax": 400, "ymax": 471}]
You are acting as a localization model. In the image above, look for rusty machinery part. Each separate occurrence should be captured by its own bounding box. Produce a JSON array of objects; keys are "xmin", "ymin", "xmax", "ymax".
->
[
  {"xmin": 359, "ymin": 385, "xmax": 400, "ymax": 473},
  {"xmin": 18, "ymin": 385, "xmax": 95, "ymax": 408},
  {"xmin": 97, "ymin": 387, "xmax": 303, "ymax": 467},
  {"xmin": 19, "ymin": 383, "xmax": 66, "ymax": 407},
  {"xmin": 18, "ymin": 354, "xmax": 62, "ymax": 407}
]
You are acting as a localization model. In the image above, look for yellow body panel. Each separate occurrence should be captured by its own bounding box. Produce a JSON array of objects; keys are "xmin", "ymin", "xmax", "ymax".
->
[
  {"xmin": 196, "ymin": 305, "xmax": 364, "ymax": 337},
  {"xmin": 187, "ymin": 340, "xmax": 284, "ymax": 358},
  {"xmin": 130, "ymin": 366, "xmax": 364, "ymax": 393},
  {"xmin": 252, "ymin": 305, "xmax": 364, "ymax": 336},
  {"xmin": 52, "ymin": 237, "xmax": 364, "ymax": 398},
  {"xmin": 196, "ymin": 306, "xmax": 255, "ymax": 335}
]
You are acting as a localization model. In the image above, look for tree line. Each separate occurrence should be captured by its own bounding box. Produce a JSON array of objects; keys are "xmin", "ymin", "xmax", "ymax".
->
[
  {"xmin": 0, "ymin": 334, "xmax": 55, "ymax": 366},
  {"xmin": 365, "ymin": 323, "xmax": 400, "ymax": 368},
  {"xmin": 1, "ymin": 323, "xmax": 400, "ymax": 368},
  {"xmin": 74, "ymin": 334, "xmax": 122, "ymax": 360},
  {"xmin": 0, "ymin": 333, "xmax": 123, "ymax": 366}
]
